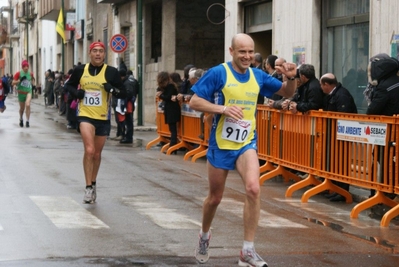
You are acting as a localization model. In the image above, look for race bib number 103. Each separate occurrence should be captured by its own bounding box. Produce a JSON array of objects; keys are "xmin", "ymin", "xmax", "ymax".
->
[{"xmin": 83, "ymin": 91, "xmax": 102, "ymax": 107}]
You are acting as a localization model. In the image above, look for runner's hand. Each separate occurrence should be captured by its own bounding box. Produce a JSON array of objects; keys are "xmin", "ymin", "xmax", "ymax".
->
[
  {"xmin": 20, "ymin": 76, "xmax": 27, "ymax": 82},
  {"xmin": 102, "ymin": 83, "xmax": 113, "ymax": 93}
]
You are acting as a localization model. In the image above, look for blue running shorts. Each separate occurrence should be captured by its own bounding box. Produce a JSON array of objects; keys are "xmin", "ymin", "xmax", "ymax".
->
[{"xmin": 207, "ymin": 139, "xmax": 258, "ymax": 170}]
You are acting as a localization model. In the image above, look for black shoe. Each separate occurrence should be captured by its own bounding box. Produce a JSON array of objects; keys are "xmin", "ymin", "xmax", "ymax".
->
[
  {"xmin": 26, "ymin": 121, "xmax": 30, "ymax": 128},
  {"xmin": 330, "ymin": 195, "xmax": 346, "ymax": 202},
  {"xmin": 120, "ymin": 139, "xmax": 133, "ymax": 144},
  {"xmin": 324, "ymin": 192, "xmax": 338, "ymax": 199},
  {"xmin": 19, "ymin": 119, "xmax": 23, "ymax": 127}
]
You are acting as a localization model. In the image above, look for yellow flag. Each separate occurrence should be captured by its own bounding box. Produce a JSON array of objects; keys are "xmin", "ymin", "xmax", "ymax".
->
[{"xmin": 56, "ymin": 8, "xmax": 66, "ymax": 43}]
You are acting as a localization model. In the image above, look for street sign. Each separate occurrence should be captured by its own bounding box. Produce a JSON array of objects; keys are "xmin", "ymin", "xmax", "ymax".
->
[{"xmin": 110, "ymin": 34, "xmax": 128, "ymax": 53}]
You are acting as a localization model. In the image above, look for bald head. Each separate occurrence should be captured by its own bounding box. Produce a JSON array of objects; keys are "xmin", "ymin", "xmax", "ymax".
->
[
  {"xmin": 320, "ymin": 73, "xmax": 338, "ymax": 94},
  {"xmin": 320, "ymin": 73, "xmax": 337, "ymax": 84},
  {"xmin": 231, "ymin": 33, "xmax": 254, "ymax": 49},
  {"xmin": 229, "ymin": 33, "xmax": 255, "ymax": 74},
  {"xmin": 275, "ymin": 58, "xmax": 286, "ymax": 74}
]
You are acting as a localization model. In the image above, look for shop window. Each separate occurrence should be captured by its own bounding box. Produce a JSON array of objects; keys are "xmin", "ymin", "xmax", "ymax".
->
[
  {"xmin": 245, "ymin": 1, "xmax": 272, "ymax": 33},
  {"xmin": 324, "ymin": 0, "xmax": 370, "ymax": 114}
]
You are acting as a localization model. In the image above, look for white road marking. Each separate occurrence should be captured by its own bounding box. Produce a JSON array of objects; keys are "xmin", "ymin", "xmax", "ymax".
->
[
  {"xmin": 219, "ymin": 198, "xmax": 308, "ymax": 228},
  {"xmin": 0, "ymin": 223, "xmax": 3, "ymax": 230},
  {"xmin": 122, "ymin": 196, "xmax": 202, "ymax": 229},
  {"xmin": 30, "ymin": 196, "xmax": 109, "ymax": 229}
]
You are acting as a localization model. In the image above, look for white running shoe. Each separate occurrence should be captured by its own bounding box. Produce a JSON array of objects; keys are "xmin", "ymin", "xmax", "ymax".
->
[
  {"xmin": 238, "ymin": 248, "xmax": 268, "ymax": 267},
  {"xmin": 195, "ymin": 231, "xmax": 211, "ymax": 264},
  {"xmin": 83, "ymin": 187, "xmax": 94, "ymax": 204}
]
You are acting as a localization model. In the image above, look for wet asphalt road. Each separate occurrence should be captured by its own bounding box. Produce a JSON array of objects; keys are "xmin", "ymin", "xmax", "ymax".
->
[{"xmin": 1, "ymin": 94, "xmax": 399, "ymax": 267}]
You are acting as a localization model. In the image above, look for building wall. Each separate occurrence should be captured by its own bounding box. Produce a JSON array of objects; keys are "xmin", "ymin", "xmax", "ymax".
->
[
  {"xmin": 86, "ymin": 0, "xmax": 113, "ymax": 65},
  {"xmin": 175, "ymin": 0, "xmax": 225, "ymax": 70},
  {"xmin": 370, "ymin": 0, "xmax": 399, "ymax": 57},
  {"xmin": 40, "ymin": 19, "xmax": 56, "ymax": 79},
  {"xmin": 273, "ymin": 0, "xmax": 321, "ymax": 76}
]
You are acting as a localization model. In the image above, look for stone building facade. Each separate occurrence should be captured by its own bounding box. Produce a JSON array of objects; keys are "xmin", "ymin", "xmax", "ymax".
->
[{"xmin": 0, "ymin": 0, "xmax": 398, "ymax": 123}]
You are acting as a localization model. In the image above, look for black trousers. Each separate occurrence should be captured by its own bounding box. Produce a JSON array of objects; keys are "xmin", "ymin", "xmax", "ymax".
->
[{"xmin": 168, "ymin": 122, "xmax": 178, "ymax": 146}]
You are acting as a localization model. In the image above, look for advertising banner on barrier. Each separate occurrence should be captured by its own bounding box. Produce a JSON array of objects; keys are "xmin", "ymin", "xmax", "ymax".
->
[
  {"xmin": 181, "ymin": 103, "xmax": 202, "ymax": 118},
  {"xmin": 336, "ymin": 120, "xmax": 387, "ymax": 146}
]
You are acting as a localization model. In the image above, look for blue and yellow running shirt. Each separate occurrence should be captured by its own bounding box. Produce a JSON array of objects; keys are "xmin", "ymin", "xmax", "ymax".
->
[
  {"xmin": 77, "ymin": 63, "xmax": 111, "ymax": 120},
  {"xmin": 191, "ymin": 62, "xmax": 282, "ymax": 150}
]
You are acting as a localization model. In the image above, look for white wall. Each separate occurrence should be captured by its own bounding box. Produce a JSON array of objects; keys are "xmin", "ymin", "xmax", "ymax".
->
[
  {"xmin": 370, "ymin": 0, "xmax": 399, "ymax": 57},
  {"xmin": 41, "ymin": 20, "xmax": 57, "ymax": 78},
  {"xmin": 273, "ymin": 0, "xmax": 321, "ymax": 76}
]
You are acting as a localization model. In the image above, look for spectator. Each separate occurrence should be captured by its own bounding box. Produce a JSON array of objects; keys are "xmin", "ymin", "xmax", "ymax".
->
[
  {"xmin": 155, "ymin": 71, "xmax": 181, "ymax": 153},
  {"xmin": 366, "ymin": 54, "xmax": 399, "ymax": 201},
  {"xmin": 320, "ymin": 73, "xmax": 358, "ymax": 202},
  {"xmin": 287, "ymin": 64, "xmax": 324, "ymax": 114},
  {"xmin": 117, "ymin": 69, "xmax": 139, "ymax": 144}
]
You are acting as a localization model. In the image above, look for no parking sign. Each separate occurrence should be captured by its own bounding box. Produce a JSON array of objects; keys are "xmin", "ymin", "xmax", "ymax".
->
[{"xmin": 110, "ymin": 34, "xmax": 128, "ymax": 53}]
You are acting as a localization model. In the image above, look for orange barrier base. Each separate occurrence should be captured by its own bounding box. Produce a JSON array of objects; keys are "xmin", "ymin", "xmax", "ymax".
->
[
  {"xmin": 301, "ymin": 178, "xmax": 353, "ymax": 204},
  {"xmin": 259, "ymin": 161, "xmax": 276, "ymax": 174},
  {"xmin": 165, "ymin": 141, "xmax": 194, "ymax": 155},
  {"xmin": 285, "ymin": 174, "xmax": 321, "ymax": 197},
  {"xmin": 350, "ymin": 191, "xmax": 398, "ymax": 222},
  {"xmin": 161, "ymin": 143, "xmax": 170, "ymax": 153},
  {"xmin": 381, "ymin": 203, "xmax": 399, "ymax": 227},
  {"xmin": 146, "ymin": 136, "xmax": 170, "ymax": 150},
  {"xmin": 192, "ymin": 149, "xmax": 207, "ymax": 162},
  {"xmin": 184, "ymin": 144, "xmax": 207, "ymax": 161},
  {"xmin": 259, "ymin": 165, "xmax": 300, "ymax": 185}
]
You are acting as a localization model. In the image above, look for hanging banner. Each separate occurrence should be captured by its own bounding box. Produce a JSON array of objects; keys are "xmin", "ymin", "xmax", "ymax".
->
[{"xmin": 66, "ymin": 12, "xmax": 76, "ymax": 31}]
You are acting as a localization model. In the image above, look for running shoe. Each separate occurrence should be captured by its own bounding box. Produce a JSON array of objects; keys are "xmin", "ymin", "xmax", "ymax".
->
[
  {"xmin": 92, "ymin": 185, "xmax": 96, "ymax": 202},
  {"xmin": 195, "ymin": 231, "xmax": 211, "ymax": 263},
  {"xmin": 19, "ymin": 119, "xmax": 23, "ymax": 127},
  {"xmin": 26, "ymin": 121, "xmax": 30, "ymax": 128},
  {"xmin": 83, "ymin": 187, "xmax": 94, "ymax": 204},
  {"xmin": 238, "ymin": 248, "xmax": 268, "ymax": 267}
]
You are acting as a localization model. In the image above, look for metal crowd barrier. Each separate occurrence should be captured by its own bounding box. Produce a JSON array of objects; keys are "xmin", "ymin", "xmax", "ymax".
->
[
  {"xmin": 147, "ymin": 102, "xmax": 399, "ymax": 226},
  {"xmin": 258, "ymin": 108, "xmax": 398, "ymax": 227},
  {"xmin": 147, "ymin": 99, "xmax": 209, "ymax": 160}
]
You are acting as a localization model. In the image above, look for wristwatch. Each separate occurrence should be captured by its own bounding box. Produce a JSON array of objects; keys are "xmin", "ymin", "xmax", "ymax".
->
[{"xmin": 287, "ymin": 76, "xmax": 296, "ymax": 81}]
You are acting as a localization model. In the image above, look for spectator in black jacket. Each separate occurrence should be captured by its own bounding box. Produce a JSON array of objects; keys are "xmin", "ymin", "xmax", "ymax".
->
[
  {"xmin": 366, "ymin": 54, "xmax": 399, "ymax": 201},
  {"xmin": 287, "ymin": 64, "xmax": 324, "ymax": 113},
  {"xmin": 320, "ymin": 73, "xmax": 358, "ymax": 202},
  {"xmin": 366, "ymin": 55, "xmax": 399, "ymax": 116},
  {"xmin": 155, "ymin": 71, "xmax": 181, "ymax": 153},
  {"xmin": 321, "ymin": 73, "xmax": 358, "ymax": 113}
]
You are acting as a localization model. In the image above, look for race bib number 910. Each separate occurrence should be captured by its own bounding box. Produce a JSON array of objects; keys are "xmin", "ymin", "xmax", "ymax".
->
[
  {"xmin": 83, "ymin": 91, "xmax": 102, "ymax": 107},
  {"xmin": 221, "ymin": 117, "xmax": 251, "ymax": 143}
]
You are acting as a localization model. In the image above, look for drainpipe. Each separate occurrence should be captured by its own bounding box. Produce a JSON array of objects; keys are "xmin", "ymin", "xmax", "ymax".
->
[
  {"xmin": 137, "ymin": 0, "xmax": 143, "ymax": 126},
  {"xmin": 61, "ymin": 0, "xmax": 64, "ymax": 72},
  {"xmin": 25, "ymin": 0, "xmax": 28, "ymax": 59}
]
